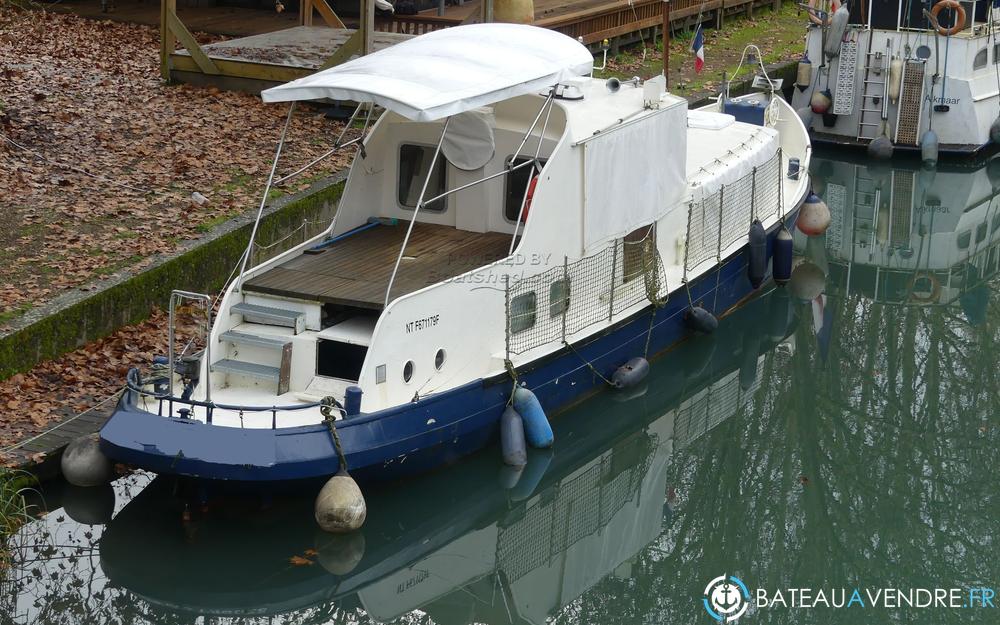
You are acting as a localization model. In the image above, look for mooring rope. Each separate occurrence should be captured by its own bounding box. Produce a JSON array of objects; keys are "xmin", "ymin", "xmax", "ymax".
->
[
  {"xmin": 562, "ymin": 340, "xmax": 616, "ymax": 387},
  {"xmin": 320, "ymin": 397, "xmax": 349, "ymax": 472},
  {"xmin": 503, "ymin": 359, "xmax": 520, "ymax": 406},
  {"xmin": 0, "ymin": 387, "xmax": 125, "ymax": 455}
]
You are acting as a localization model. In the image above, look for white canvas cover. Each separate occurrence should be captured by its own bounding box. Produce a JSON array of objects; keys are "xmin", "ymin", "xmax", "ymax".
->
[
  {"xmin": 261, "ymin": 24, "xmax": 594, "ymax": 122},
  {"xmin": 582, "ymin": 101, "xmax": 687, "ymax": 252},
  {"xmin": 441, "ymin": 109, "xmax": 496, "ymax": 171}
]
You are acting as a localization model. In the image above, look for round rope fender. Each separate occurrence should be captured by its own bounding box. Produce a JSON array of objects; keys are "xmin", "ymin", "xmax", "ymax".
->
[
  {"xmin": 807, "ymin": 0, "xmax": 841, "ymax": 26},
  {"xmin": 931, "ymin": 0, "xmax": 966, "ymax": 36},
  {"xmin": 909, "ymin": 273, "xmax": 942, "ymax": 303}
]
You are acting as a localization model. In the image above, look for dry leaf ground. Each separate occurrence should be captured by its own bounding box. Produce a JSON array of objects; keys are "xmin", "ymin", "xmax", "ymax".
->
[
  {"xmin": 0, "ymin": 7, "xmax": 351, "ymax": 325},
  {"xmin": 0, "ymin": 3, "xmax": 806, "ymax": 466}
]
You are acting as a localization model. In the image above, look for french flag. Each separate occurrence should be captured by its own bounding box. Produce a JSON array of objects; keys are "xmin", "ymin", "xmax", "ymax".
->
[{"xmin": 691, "ymin": 25, "xmax": 705, "ymax": 73}]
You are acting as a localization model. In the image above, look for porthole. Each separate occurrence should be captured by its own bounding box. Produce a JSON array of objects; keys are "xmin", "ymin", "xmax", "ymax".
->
[
  {"xmin": 403, "ymin": 360, "xmax": 414, "ymax": 383},
  {"xmin": 434, "ymin": 349, "xmax": 446, "ymax": 370}
]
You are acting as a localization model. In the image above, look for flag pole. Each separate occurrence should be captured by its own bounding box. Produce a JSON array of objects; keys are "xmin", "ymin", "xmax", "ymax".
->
[{"xmin": 662, "ymin": 0, "xmax": 670, "ymax": 85}]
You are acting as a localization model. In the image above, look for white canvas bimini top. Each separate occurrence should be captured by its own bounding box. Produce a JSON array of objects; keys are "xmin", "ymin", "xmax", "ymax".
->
[{"xmin": 261, "ymin": 24, "xmax": 594, "ymax": 121}]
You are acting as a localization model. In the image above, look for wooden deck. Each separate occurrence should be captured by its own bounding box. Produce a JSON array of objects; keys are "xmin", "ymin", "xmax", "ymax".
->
[
  {"xmin": 170, "ymin": 25, "xmax": 410, "ymax": 87},
  {"xmin": 380, "ymin": 0, "xmax": 783, "ymax": 44},
  {"xmin": 244, "ymin": 223, "xmax": 511, "ymax": 310}
]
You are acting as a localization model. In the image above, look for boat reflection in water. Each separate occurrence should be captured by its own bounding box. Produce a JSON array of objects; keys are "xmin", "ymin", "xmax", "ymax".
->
[
  {"xmin": 802, "ymin": 153, "xmax": 1000, "ymax": 320},
  {"xmin": 97, "ymin": 287, "xmax": 798, "ymax": 623}
]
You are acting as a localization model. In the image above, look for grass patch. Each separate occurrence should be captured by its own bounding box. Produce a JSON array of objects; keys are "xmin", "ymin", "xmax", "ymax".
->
[
  {"xmin": 597, "ymin": 3, "xmax": 806, "ymax": 96},
  {"xmin": 195, "ymin": 212, "xmax": 240, "ymax": 234},
  {"xmin": 0, "ymin": 303, "xmax": 33, "ymax": 325},
  {"xmin": 0, "ymin": 470, "xmax": 35, "ymax": 569}
]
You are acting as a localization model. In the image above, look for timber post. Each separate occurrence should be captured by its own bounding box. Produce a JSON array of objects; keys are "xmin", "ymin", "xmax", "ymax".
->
[
  {"xmin": 159, "ymin": 0, "xmax": 176, "ymax": 81},
  {"xmin": 662, "ymin": 0, "xmax": 669, "ymax": 84}
]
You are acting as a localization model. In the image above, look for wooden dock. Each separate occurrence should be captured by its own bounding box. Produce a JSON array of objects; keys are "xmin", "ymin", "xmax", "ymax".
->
[
  {"xmin": 16, "ymin": 400, "xmax": 118, "ymax": 480},
  {"xmin": 147, "ymin": 0, "xmax": 783, "ymax": 90},
  {"xmin": 380, "ymin": 0, "xmax": 784, "ymax": 44},
  {"xmin": 170, "ymin": 25, "xmax": 411, "ymax": 89}
]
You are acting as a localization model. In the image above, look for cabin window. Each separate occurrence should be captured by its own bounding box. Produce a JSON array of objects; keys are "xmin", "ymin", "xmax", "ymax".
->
[
  {"xmin": 994, "ymin": 44, "xmax": 1000, "ymax": 64},
  {"xmin": 398, "ymin": 144, "xmax": 447, "ymax": 212},
  {"xmin": 958, "ymin": 230, "xmax": 972, "ymax": 250},
  {"xmin": 977, "ymin": 222, "xmax": 988, "ymax": 243},
  {"xmin": 622, "ymin": 225, "xmax": 657, "ymax": 284},
  {"xmin": 991, "ymin": 212, "xmax": 1000, "ymax": 233},
  {"xmin": 504, "ymin": 156, "xmax": 548, "ymax": 222},
  {"xmin": 403, "ymin": 360, "xmax": 414, "ymax": 383},
  {"xmin": 974, "ymin": 49, "xmax": 988, "ymax": 70},
  {"xmin": 434, "ymin": 349, "xmax": 446, "ymax": 370},
  {"xmin": 549, "ymin": 278, "xmax": 570, "ymax": 318},
  {"xmin": 510, "ymin": 291, "xmax": 537, "ymax": 333}
]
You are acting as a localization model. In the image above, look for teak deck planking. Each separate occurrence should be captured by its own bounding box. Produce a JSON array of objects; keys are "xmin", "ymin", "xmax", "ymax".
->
[{"xmin": 244, "ymin": 223, "xmax": 511, "ymax": 310}]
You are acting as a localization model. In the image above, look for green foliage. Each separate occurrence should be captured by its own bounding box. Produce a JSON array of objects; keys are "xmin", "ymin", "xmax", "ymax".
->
[{"xmin": 0, "ymin": 470, "xmax": 34, "ymax": 569}]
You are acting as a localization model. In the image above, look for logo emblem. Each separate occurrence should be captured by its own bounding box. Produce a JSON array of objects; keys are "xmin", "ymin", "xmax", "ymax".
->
[{"xmin": 703, "ymin": 575, "xmax": 750, "ymax": 622}]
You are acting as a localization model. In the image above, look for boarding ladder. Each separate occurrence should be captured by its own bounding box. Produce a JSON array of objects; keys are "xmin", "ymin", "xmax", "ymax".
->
[
  {"xmin": 851, "ymin": 166, "xmax": 879, "ymax": 262},
  {"xmin": 889, "ymin": 171, "xmax": 915, "ymax": 245},
  {"xmin": 894, "ymin": 61, "xmax": 926, "ymax": 146},
  {"xmin": 856, "ymin": 36, "xmax": 888, "ymax": 141}
]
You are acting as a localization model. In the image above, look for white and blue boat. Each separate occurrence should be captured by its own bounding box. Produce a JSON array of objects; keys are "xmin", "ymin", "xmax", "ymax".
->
[{"xmin": 99, "ymin": 24, "xmax": 812, "ymax": 485}]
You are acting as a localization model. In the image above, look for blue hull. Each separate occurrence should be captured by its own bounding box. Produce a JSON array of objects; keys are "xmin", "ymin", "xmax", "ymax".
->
[{"xmin": 100, "ymin": 210, "xmax": 801, "ymax": 484}]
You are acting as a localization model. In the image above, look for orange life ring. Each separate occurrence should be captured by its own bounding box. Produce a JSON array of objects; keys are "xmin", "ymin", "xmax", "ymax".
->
[
  {"xmin": 931, "ymin": 0, "xmax": 966, "ymax": 36},
  {"xmin": 520, "ymin": 174, "xmax": 538, "ymax": 222},
  {"xmin": 909, "ymin": 273, "xmax": 941, "ymax": 303},
  {"xmin": 808, "ymin": 0, "xmax": 841, "ymax": 26}
]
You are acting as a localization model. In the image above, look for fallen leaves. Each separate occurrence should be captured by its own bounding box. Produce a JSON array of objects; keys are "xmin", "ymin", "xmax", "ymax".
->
[
  {"xmin": 0, "ymin": 307, "xmax": 204, "ymax": 466},
  {"xmin": 0, "ymin": 8, "xmax": 351, "ymax": 325}
]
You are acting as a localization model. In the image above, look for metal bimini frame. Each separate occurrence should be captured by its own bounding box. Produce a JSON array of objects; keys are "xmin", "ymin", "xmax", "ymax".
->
[
  {"xmin": 230, "ymin": 90, "xmax": 559, "ymax": 308},
  {"xmin": 235, "ymin": 102, "xmax": 376, "ymax": 292},
  {"xmin": 383, "ymin": 89, "xmax": 559, "ymax": 306}
]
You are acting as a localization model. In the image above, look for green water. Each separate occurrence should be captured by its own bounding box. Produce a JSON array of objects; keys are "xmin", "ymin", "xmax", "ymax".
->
[{"xmin": 4, "ymin": 150, "xmax": 1000, "ymax": 624}]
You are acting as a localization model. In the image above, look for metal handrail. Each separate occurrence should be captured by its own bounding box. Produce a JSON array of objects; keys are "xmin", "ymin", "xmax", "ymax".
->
[
  {"xmin": 126, "ymin": 368, "xmax": 324, "ymax": 428},
  {"xmin": 168, "ymin": 290, "xmax": 212, "ymax": 403}
]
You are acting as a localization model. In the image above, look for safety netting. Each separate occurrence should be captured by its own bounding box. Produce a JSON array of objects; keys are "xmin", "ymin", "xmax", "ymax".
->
[
  {"xmin": 684, "ymin": 149, "xmax": 783, "ymax": 275},
  {"xmin": 505, "ymin": 225, "xmax": 667, "ymax": 357}
]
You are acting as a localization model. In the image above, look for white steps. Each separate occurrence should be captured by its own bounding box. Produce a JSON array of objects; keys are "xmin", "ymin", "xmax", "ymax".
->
[
  {"xmin": 211, "ymin": 359, "xmax": 281, "ymax": 381},
  {"xmin": 220, "ymin": 330, "xmax": 291, "ymax": 350},
  {"xmin": 231, "ymin": 302, "xmax": 305, "ymax": 334},
  {"xmin": 215, "ymin": 303, "xmax": 300, "ymax": 394}
]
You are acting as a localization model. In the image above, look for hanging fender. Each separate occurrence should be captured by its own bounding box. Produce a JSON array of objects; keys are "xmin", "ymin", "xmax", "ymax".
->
[
  {"xmin": 930, "ymin": 0, "xmax": 966, "ymax": 36},
  {"xmin": 807, "ymin": 0, "xmax": 841, "ymax": 26},
  {"xmin": 521, "ymin": 174, "xmax": 539, "ymax": 222}
]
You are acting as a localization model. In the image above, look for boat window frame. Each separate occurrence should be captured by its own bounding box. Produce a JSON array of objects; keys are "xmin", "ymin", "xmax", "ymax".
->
[
  {"xmin": 974, "ymin": 48, "xmax": 988, "ymax": 70},
  {"xmin": 510, "ymin": 291, "xmax": 538, "ymax": 334},
  {"xmin": 397, "ymin": 142, "xmax": 449, "ymax": 213},
  {"xmin": 503, "ymin": 155, "xmax": 549, "ymax": 224},
  {"xmin": 549, "ymin": 277, "xmax": 571, "ymax": 318}
]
